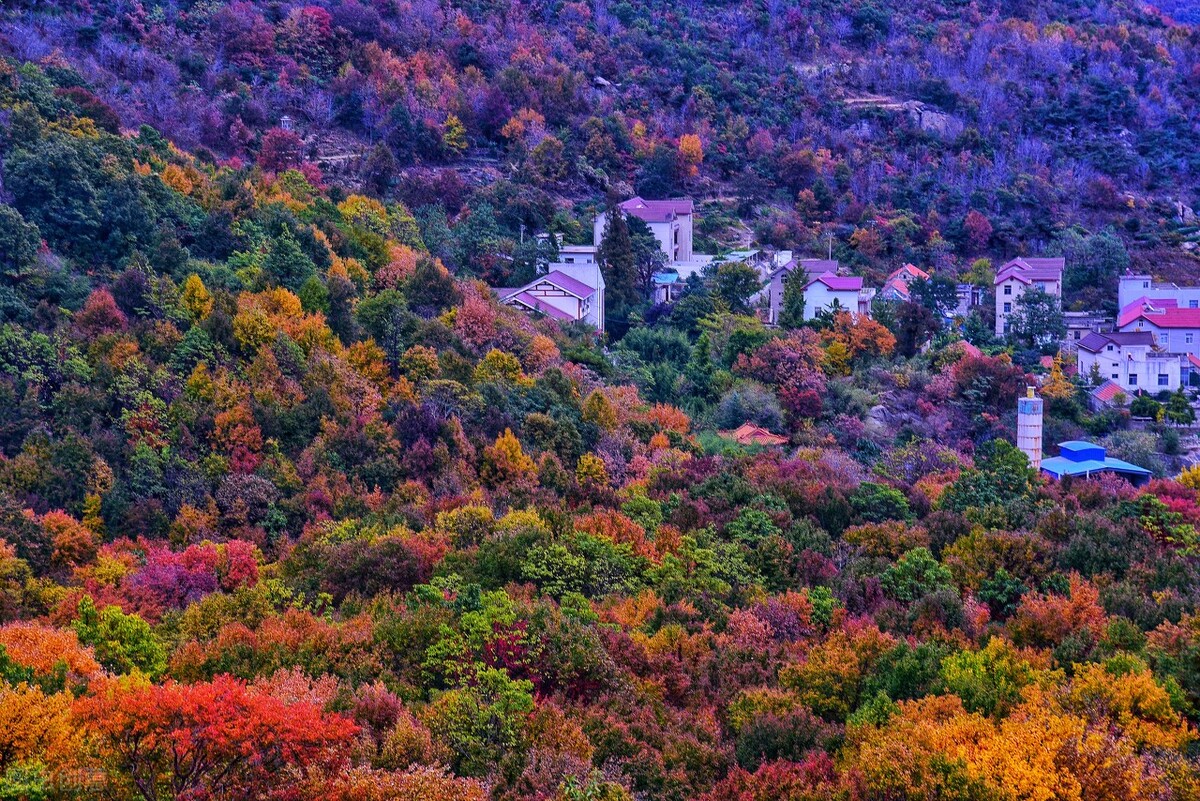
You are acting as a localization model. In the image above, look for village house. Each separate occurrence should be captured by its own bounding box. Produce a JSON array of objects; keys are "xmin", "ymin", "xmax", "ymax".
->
[
  {"xmin": 593, "ymin": 196, "xmax": 695, "ymax": 264},
  {"xmin": 761, "ymin": 258, "xmax": 834, "ymax": 324},
  {"xmin": 1076, "ymin": 331, "xmax": 1183, "ymax": 393},
  {"xmin": 802, "ymin": 272, "xmax": 874, "ymax": 320},
  {"xmin": 1118, "ymin": 272, "xmax": 1200, "ymax": 311},
  {"xmin": 497, "ymin": 262, "xmax": 606, "ymax": 333},
  {"xmin": 877, "ymin": 264, "xmax": 930, "ymax": 303},
  {"xmin": 1063, "ymin": 310, "xmax": 1112, "ymax": 350},
  {"xmin": 994, "ymin": 256, "xmax": 1064, "ymax": 336},
  {"xmin": 1117, "ymin": 298, "xmax": 1200, "ymax": 358}
]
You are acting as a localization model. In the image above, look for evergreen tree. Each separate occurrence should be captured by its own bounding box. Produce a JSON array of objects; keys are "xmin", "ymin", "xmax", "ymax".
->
[
  {"xmin": 685, "ymin": 332, "xmax": 717, "ymax": 400},
  {"xmin": 598, "ymin": 196, "xmax": 641, "ymax": 328},
  {"xmin": 779, "ymin": 269, "xmax": 807, "ymax": 329},
  {"xmin": 1167, "ymin": 389, "xmax": 1195, "ymax": 424},
  {"xmin": 263, "ymin": 226, "xmax": 316, "ymax": 291}
]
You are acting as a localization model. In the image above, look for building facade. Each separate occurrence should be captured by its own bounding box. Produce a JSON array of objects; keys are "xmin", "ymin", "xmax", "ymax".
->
[
  {"xmin": 1118, "ymin": 299, "xmax": 1200, "ymax": 358},
  {"xmin": 1076, "ymin": 330, "xmax": 1182, "ymax": 393},
  {"xmin": 498, "ymin": 263, "xmax": 605, "ymax": 333},
  {"xmin": 994, "ymin": 256, "xmax": 1064, "ymax": 336},
  {"xmin": 593, "ymin": 197, "xmax": 694, "ymax": 264},
  {"xmin": 1118, "ymin": 272, "xmax": 1200, "ymax": 311}
]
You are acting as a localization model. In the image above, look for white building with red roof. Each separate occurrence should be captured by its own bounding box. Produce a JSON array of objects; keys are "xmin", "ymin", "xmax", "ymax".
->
[
  {"xmin": 593, "ymin": 196, "xmax": 694, "ymax": 264},
  {"xmin": 1118, "ymin": 272, "xmax": 1200, "ymax": 311},
  {"xmin": 1117, "ymin": 298, "xmax": 1200, "ymax": 358},
  {"xmin": 994, "ymin": 256, "xmax": 1064, "ymax": 336}
]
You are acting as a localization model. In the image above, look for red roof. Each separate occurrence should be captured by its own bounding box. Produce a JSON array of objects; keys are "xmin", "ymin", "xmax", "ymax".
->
[
  {"xmin": 1091, "ymin": 380, "xmax": 1127, "ymax": 403},
  {"xmin": 1120, "ymin": 299, "xmax": 1200, "ymax": 330},
  {"xmin": 719, "ymin": 423, "xmax": 788, "ymax": 446},
  {"xmin": 958, "ymin": 340, "xmax": 983, "ymax": 358},
  {"xmin": 806, "ymin": 272, "xmax": 863, "ymax": 292},
  {"xmin": 886, "ymin": 264, "xmax": 930, "ymax": 283},
  {"xmin": 619, "ymin": 196, "xmax": 693, "ymax": 223}
]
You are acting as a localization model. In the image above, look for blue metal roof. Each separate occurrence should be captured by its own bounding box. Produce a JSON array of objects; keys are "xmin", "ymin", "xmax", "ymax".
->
[{"xmin": 1041, "ymin": 439, "xmax": 1152, "ymax": 483}]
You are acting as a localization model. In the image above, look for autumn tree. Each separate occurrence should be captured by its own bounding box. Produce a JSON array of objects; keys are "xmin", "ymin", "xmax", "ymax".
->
[{"xmin": 76, "ymin": 675, "xmax": 357, "ymax": 801}]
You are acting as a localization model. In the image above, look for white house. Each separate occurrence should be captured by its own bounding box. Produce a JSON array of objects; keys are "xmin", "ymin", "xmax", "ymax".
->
[
  {"xmin": 760, "ymin": 258, "xmax": 836, "ymax": 324},
  {"xmin": 803, "ymin": 272, "xmax": 873, "ymax": 321},
  {"xmin": 994, "ymin": 256, "xmax": 1064, "ymax": 336},
  {"xmin": 593, "ymin": 197, "xmax": 694, "ymax": 264},
  {"xmin": 1077, "ymin": 330, "xmax": 1182, "ymax": 393},
  {"xmin": 1118, "ymin": 272, "xmax": 1200, "ymax": 311},
  {"xmin": 1117, "ymin": 298, "xmax": 1200, "ymax": 358},
  {"xmin": 498, "ymin": 262, "xmax": 605, "ymax": 333}
]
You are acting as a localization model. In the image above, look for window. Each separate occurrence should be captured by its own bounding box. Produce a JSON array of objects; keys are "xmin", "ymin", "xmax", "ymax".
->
[
  {"xmin": 1036, "ymin": 282, "xmax": 1045, "ymax": 291},
  {"xmin": 1159, "ymin": 374, "xmax": 1170, "ymax": 386},
  {"xmin": 1143, "ymin": 281, "xmax": 1150, "ymax": 288},
  {"xmin": 1129, "ymin": 374, "xmax": 1138, "ymax": 386},
  {"xmin": 1191, "ymin": 300, "xmax": 1199, "ymax": 309},
  {"xmin": 1003, "ymin": 302, "xmax": 1012, "ymax": 313},
  {"xmin": 1106, "ymin": 344, "xmax": 1115, "ymax": 351},
  {"xmin": 1187, "ymin": 333, "xmax": 1194, "ymax": 345},
  {"xmin": 1159, "ymin": 333, "xmax": 1169, "ymax": 346},
  {"xmin": 1003, "ymin": 285, "xmax": 1012, "ymax": 296},
  {"xmin": 1111, "ymin": 373, "xmax": 1120, "ymax": 380}
]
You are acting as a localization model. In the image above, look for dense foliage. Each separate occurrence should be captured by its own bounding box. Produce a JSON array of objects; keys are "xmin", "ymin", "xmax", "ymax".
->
[{"xmin": 1, "ymin": 2, "xmax": 1200, "ymax": 798}]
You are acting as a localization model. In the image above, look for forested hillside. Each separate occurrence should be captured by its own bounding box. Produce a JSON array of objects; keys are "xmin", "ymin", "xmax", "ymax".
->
[
  {"xmin": 4, "ymin": 0, "xmax": 1200, "ymax": 290},
  {"xmin": 2, "ymin": 1, "xmax": 1200, "ymax": 800}
]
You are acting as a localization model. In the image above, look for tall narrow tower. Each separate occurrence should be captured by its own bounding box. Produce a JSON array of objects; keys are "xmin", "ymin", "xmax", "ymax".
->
[{"xmin": 1017, "ymin": 386, "xmax": 1044, "ymax": 470}]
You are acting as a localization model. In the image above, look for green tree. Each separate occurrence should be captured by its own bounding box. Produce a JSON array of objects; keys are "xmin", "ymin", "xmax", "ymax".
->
[
  {"xmin": 1007, "ymin": 287, "xmax": 1064, "ymax": 352},
  {"xmin": 1166, "ymin": 389, "xmax": 1195, "ymax": 424},
  {"xmin": 0, "ymin": 206, "xmax": 40, "ymax": 280},
  {"xmin": 263, "ymin": 226, "xmax": 316, "ymax": 291},
  {"xmin": 779, "ymin": 270, "xmax": 806, "ymax": 329},
  {"xmin": 714, "ymin": 261, "xmax": 762, "ymax": 314},
  {"xmin": 598, "ymin": 197, "xmax": 640, "ymax": 325},
  {"xmin": 850, "ymin": 482, "xmax": 913, "ymax": 523},
  {"xmin": 881, "ymin": 548, "xmax": 955, "ymax": 602},
  {"xmin": 73, "ymin": 596, "xmax": 167, "ymax": 678}
]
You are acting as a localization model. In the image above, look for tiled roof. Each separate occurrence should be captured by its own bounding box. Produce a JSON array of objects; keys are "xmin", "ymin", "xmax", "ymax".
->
[
  {"xmin": 806, "ymin": 272, "xmax": 863, "ymax": 291},
  {"xmin": 1120, "ymin": 301, "xmax": 1200, "ymax": 330},
  {"xmin": 1077, "ymin": 330, "xmax": 1156, "ymax": 352},
  {"xmin": 1090, "ymin": 380, "xmax": 1127, "ymax": 403},
  {"xmin": 994, "ymin": 256, "xmax": 1065, "ymax": 285},
  {"xmin": 719, "ymin": 422, "xmax": 788, "ymax": 446},
  {"xmin": 886, "ymin": 264, "xmax": 930, "ymax": 283},
  {"xmin": 619, "ymin": 196, "xmax": 693, "ymax": 222},
  {"xmin": 504, "ymin": 292, "xmax": 576, "ymax": 321},
  {"xmin": 538, "ymin": 270, "xmax": 598, "ymax": 297}
]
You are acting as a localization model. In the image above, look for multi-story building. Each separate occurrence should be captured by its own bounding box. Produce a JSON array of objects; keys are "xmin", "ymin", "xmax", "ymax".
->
[
  {"xmin": 1118, "ymin": 272, "xmax": 1200, "ymax": 311},
  {"xmin": 593, "ymin": 197, "xmax": 694, "ymax": 264},
  {"xmin": 994, "ymin": 256, "xmax": 1064, "ymax": 336},
  {"xmin": 1063, "ymin": 310, "xmax": 1112, "ymax": 350},
  {"xmin": 498, "ymin": 262, "xmax": 605, "ymax": 333},
  {"xmin": 802, "ymin": 272, "xmax": 875, "ymax": 320},
  {"xmin": 762, "ymin": 258, "xmax": 835, "ymax": 324},
  {"xmin": 1118, "ymin": 299, "xmax": 1200, "ymax": 358},
  {"xmin": 1076, "ymin": 330, "xmax": 1182, "ymax": 392}
]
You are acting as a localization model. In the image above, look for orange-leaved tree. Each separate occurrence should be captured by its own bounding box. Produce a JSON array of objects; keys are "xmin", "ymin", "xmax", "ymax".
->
[{"xmin": 76, "ymin": 675, "xmax": 358, "ymax": 801}]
